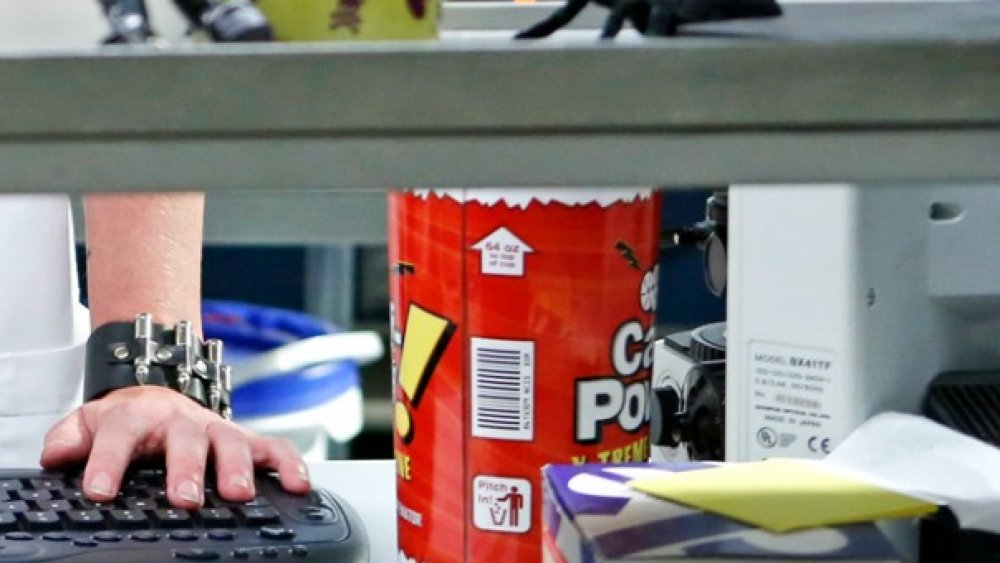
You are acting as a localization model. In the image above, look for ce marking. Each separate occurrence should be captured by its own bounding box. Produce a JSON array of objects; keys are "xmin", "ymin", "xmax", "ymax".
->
[{"xmin": 808, "ymin": 436, "xmax": 831, "ymax": 454}]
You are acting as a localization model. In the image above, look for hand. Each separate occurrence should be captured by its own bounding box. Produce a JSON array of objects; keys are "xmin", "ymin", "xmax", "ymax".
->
[{"xmin": 39, "ymin": 386, "xmax": 311, "ymax": 509}]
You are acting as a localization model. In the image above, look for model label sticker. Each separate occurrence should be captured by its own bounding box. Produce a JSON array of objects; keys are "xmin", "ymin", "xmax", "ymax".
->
[
  {"xmin": 748, "ymin": 342, "xmax": 835, "ymax": 459},
  {"xmin": 473, "ymin": 476, "xmax": 531, "ymax": 533},
  {"xmin": 471, "ymin": 227, "xmax": 534, "ymax": 276}
]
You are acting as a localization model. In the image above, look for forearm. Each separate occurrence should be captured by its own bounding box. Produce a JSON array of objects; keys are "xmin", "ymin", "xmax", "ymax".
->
[
  {"xmin": 83, "ymin": 192, "xmax": 204, "ymax": 331},
  {"xmin": 48, "ymin": 192, "xmax": 308, "ymax": 504}
]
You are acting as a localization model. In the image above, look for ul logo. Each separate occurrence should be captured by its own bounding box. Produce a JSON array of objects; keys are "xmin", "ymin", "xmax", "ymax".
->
[{"xmin": 756, "ymin": 427, "xmax": 778, "ymax": 449}]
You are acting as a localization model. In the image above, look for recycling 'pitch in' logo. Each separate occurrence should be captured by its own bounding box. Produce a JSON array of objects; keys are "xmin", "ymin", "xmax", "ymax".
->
[{"xmin": 472, "ymin": 475, "xmax": 531, "ymax": 534}]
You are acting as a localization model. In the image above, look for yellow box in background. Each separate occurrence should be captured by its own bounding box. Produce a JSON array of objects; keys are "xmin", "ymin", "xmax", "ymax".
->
[{"xmin": 255, "ymin": 0, "xmax": 440, "ymax": 40}]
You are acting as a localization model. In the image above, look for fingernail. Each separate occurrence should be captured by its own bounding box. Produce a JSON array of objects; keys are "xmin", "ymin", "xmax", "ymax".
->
[
  {"xmin": 88, "ymin": 473, "xmax": 113, "ymax": 497},
  {"xmin": 229, "ymin": 473, "xmax": 252, "ymax": 491},
  {"xmin": 298, "ymin": 463, "xmax": 310, "ymax": 482},
  {"xmin": 177, "ymin": 480, "xmax": 201, "ymax": 504}
]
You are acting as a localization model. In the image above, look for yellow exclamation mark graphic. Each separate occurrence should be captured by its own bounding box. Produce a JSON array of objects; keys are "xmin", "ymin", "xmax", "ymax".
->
[{"xmin": 395, "ymin": 303, "xmax": 456, "ymax": 444}]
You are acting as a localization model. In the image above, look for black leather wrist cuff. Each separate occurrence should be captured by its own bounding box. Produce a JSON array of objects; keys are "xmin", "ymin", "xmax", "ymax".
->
[{"xmin": 84, "ymin": 314, "xmax": 233, "ymax": 419}]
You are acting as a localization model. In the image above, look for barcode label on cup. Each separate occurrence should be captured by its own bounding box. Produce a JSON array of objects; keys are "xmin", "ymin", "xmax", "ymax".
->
[{"xmin": 471, "ymin": 338, "xmax": 534, "ymax": 441}]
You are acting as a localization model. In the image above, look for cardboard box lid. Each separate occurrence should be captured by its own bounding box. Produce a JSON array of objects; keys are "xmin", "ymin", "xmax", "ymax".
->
[{"xmin": 543, "ymin": 463, "xmax": 901, "ymax": 562}]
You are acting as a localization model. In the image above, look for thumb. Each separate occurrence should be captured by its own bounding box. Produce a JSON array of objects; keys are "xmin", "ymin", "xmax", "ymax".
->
[{"xmin": 40, "ymin": 409, "xmax": 93, "ymax": 469}]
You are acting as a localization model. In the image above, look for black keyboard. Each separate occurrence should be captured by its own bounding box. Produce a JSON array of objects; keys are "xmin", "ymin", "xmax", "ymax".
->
[{"xmin": 0, "ymin": 468, "xmax": 368, "ymax": 562}]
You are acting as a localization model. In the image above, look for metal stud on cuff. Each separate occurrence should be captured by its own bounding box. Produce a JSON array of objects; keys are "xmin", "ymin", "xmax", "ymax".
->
[{"xmin": 111, "ymin": 313, "xmax": 233, "ymax": 419}]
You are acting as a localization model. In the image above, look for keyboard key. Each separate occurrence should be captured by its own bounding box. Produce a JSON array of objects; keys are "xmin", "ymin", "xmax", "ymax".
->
[
  {"xmin": 23, "ymin": 510, "xmax": 61, "ymax": 531},
  {"xmin": 93, "ymin": 531, "xmax": 123, "ymax": 542},
  {"xmin": 153, "ymin": 509, "xmax": 193, "ymax": 528},
  {"xmin": 0, "ymin": 479, "xmax": 23, "ymax": 491},
  {"xmin": 261, "ymin": 546, "xmax": 279, "ymax": 559},
  {"xmin": 0, "ymin": 491, "xmax": 8, "ymax": 502},
  {"xmin": 169, "ymin": 530, "xmax": 199, "ymax": 541},
  {"xmin": 0, "ymin": 500, "xmax": 28, "ymax": 513},
  {"xmin": 73, "ymin": 538, "xmax": 98, "ymax": 547},
  {"xmin": 0, "ymin": 511, "xmax": 17, "ymax": 532},
  {"xmin": 36, "ymin": 499, "xmax": 72, "ymax": 512},
  {"xmin": 62, "ymin": 489, "xmax": 86, "ymax": 503},
  {"xmin": 15, "ymin": 489, "xmax": 53, "ymax": 502},
  {"xmin": 146, "ymin": 488, "xmax": 169, "ymax": 502},
  {"xmin": 121, "ymin": 477, "xmax": 144, "ymax": 491},
  {"xmin": 291, "ymin": 545, "xmax": 310, "ymax": 558},
  {"xmin": 212, "ymin": 493, "xmax": 268, "ymax": 509},
  {"xmin": 243, "ymin": 496, "xmax": 271, "ymax": 507},
  {"xmin": 232, "ymin": 548, "xmax": 250, "ymax": 560},
  {"xmin": 199, "ymin": 508, "xmax": 236, "ymax": 527},
  {"xmin": 299, "ymin": 506, "xmax": 338, "ymax": 524},
  {"xmin": 134, "ymin": 469, "xmax": 165, "ymax": 484},
  {"xmin": 73, "ymin": 497, "xmax": 117, "ymax": 510},
  {"xmin": 4, "ymin": 531, "xmax": 33, "ymax": 541},
  {"xmin": 238, "ymin": 506, "xmax": 281, "ymax": 526},
  {"xmin": 143, "ymin": 490, "xmax": 170, "ymax": 508},
  {"xmin": 125, "ymin": 498, "xmax": 158, "ymax": 511},
  {"xmin": 206, "ymin": 529, "xmax": 235, "ymax": 541},
  {"xmin": 110, "ymin": 509, "xmax": 150, "ymax": 529},
  {"xmin": 174, "ymin": 548, "xmax": 221, "ymax": 561},
  {"xmin": 29, "ymin": 478, "xmax": 65, "ymax": 490},
  {"xmin": 67, "ymin": 509, "xmax": 105, "ymax": 530},
  {"xmin": 200, "ymin": 496, "xmax": 217, "ymax": 509},
  {"xmin": 132, "ymin": 531, "xmax": 160, "ymax": 542},
  {"xmin": 42, "ymin": 532, "xmax": 71, "ymax": 541},
  {"xmin": 306, "ymin": 491, "xmax": 327, "ymax": 506},
  {"xmin": 258, "ymin": 525, "xmax": 296, "ymax": 540}
]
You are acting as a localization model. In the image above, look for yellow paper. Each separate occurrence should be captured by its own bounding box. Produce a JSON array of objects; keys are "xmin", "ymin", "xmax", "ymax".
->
[{"xmin": 628, "ymin": 458, "xmax": 937, "ymax": 532}]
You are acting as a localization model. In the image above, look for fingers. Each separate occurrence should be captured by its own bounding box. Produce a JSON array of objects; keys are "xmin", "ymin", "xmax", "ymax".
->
[
  {"xmin": 164, "ymin": 418, "xmax": 211, "ymax": 509},
  {"xmin": 40, "ymin": 409, "xmax": 94, "ymax": 469},
  {"xmin": 40, "ymin": 387, "xmax": 311, "ymax": 510},
  {"xmin": 248, "ymin": 435, "xmax": 311, "ymax": 494},
  {"xmin": 81, "ymin": 410, "xmax": 148, "ymax": 501},
  {"xmin": 207, "ymin": 421, "xmax": 255, "ymax": 502}
]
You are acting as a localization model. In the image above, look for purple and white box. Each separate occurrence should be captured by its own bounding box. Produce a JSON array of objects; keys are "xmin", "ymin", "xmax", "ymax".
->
[{"xmin": 542, "ymin": 463, "xmax": 901, "ymax": 563}]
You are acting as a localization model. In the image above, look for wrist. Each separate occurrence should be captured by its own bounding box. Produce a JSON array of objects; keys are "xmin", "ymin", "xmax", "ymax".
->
[{"xmin": 84, "ymin": 313, "xmax": 232, "ymax": 419}]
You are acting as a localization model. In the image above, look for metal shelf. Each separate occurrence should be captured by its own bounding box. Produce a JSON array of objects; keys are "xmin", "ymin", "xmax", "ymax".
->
[
  {"xmin": 2, "ymin": 1, "xmax": 999, "ymax": 195},
  {"xmin": 70, "ymin": 192, "xmax": 388, "ymax": 244}
]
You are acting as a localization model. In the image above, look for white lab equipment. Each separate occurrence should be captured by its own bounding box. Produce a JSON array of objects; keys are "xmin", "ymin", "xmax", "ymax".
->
[{"xmin": 725, "ymin": 183, "xmax": 1000, "ymax": 462}]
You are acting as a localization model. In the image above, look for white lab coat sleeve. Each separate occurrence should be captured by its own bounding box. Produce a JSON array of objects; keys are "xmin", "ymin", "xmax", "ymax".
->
[{"xmin": 0, "ymin": 196, "xmax": 88, "ymax": 467}]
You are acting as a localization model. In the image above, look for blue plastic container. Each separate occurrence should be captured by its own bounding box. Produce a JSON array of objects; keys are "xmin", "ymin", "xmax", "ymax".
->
[{"xmin": 201, "ymin": 300, "xmax": 363, "ymax": 456}]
